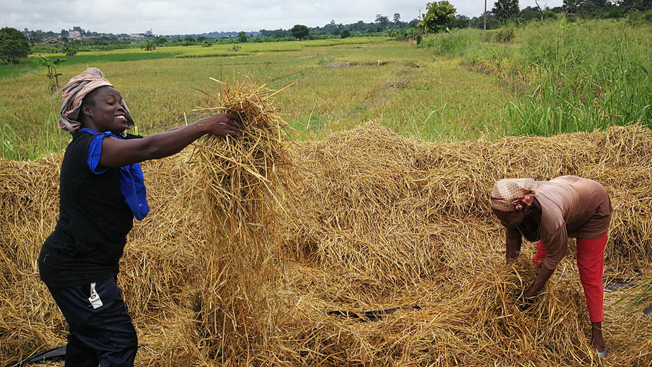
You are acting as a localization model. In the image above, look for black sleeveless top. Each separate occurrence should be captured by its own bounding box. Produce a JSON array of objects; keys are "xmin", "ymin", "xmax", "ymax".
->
[{"xmin": 39, "ymin": 131, "xmax": 135, "ymax": 287}]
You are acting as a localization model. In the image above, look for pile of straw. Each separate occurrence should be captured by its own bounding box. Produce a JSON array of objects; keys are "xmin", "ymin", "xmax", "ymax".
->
[
  {"xmin": 0, "ymin": 154, "xmax": 66, "ymax": 364},
  {"xmin": 270, "ymin": 123, "xmax": 652, "ymax": 366},
  {"xmin": 1, "ymin": 79, "xmax": 651, "ymax": 366}
]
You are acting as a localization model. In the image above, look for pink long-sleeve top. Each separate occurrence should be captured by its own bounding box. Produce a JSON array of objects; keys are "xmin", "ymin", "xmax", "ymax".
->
[{"xmin": 506, "ymin": 176, "xmax": 612, "ymax": 270}]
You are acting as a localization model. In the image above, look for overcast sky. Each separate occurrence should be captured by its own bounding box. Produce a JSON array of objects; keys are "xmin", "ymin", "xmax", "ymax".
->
[{"xmin": 2, "ymin": 0, "xmax": 563, "ymax": 36}]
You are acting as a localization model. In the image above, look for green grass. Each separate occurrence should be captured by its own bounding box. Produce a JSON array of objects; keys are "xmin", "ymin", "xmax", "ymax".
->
[
  {"xmin": 1, "ymin": 39, "xmax": 507, "ymax": 160},
  {"xmin": 433, "ymin": 19, "xmax": 652, "ymax": 136},
  {"xmin": 5, "ymin": 20, "xmax": 652, "ymax": 159},
  {"xmin": 10, "ymin": 20, "xmax": 651, "ymax": 161}
]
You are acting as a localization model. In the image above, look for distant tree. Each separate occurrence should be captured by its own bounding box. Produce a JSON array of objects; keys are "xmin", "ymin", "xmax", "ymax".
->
[
  {"xmin": 142, "ymin": 40, "xmax": 156, "ymax": 51},
  {"xmin": 238, "ymin": 31, "xmax": 248, "ymax": 43},
  {"xmin": 562, "ymin": 0, "xmax": 612, "ymax": 16},
  {"xmin": 493, "ymin": 0, "xmax": 520, "ymax": 22},
  {"xmin": 62, "ymin": 43, "xmax": 78, "ymax": 56},
  {"xmin": 563, "ymin": 0, "xmax": 581, "ymax": 16},
  {"xmin": 450, "ymin": 15, "xmax": 471, "ymax": 28},
  {"xmin": 534, "ymin": 0, "xmax": 546, "ymax": 20},
  {"xmin": 618, "ymin": 0, "xmax": 652, "ymax": 12},
  {"xmin": 341, "ymin": 29, "xmax": 351, "ymax": 38},
  {"xmin": 376, "ymin": 14, "xmax": 390, "ymax": 28},
  {"xmin": 260, "ymin": 28, "xmax": 290, "ymax": 37},
  {"xmin": 291, "ymin": 24, "xmax": 309, "ymax": 40},
  {"xmin": 201, "ymin": 39, "xmax": 212, "ymax": 47},
  {"xmin": 394, "ymin": 13, "xmax": 401, "ymax": 24},
  {"xmin": 29, "ymin": 31, "xmax": 40, "ymax": 45},
  {"xmin": 33, "ymin": 54, "xmax": 65, "ymax": 92},
  {"xmin": 352, "ymin": 20, "xmax": 365, "ymax": 31},
  {"xmin": 418, "ymin": 1, "xmax": 457, "ymax": 33},
  {"xmin": 0, "ymin": 27, "xmax": 31, "ymax": 65},
  {"xmin": 157, "ymin": 36, "xmax": 167, "ymax": 45}
]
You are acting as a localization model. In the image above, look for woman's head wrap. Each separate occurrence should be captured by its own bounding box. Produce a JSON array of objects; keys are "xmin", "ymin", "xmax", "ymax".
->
[
  {"xmin": 490, "ymin": 178, "xmax": 537, "ymax": 212},
  {"xmin": 59, "ymin": 67, "xmax": 134, "ymax": 135}
]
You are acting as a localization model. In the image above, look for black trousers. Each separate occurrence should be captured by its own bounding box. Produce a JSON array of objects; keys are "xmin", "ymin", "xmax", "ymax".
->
[{"xmin": 46, "ymin": 277, "xmax": 138, "ymax": 367}]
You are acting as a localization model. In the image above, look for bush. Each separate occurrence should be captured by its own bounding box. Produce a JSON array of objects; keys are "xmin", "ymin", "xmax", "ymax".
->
[
  {"xmin": 0, "ymin": 27, "xmax": 31, "ymax": 65},
  {"xmin": 62, "ymin": 43, "xmax": 78, "ymax": 56},
  {"xmin": 426, "ymin": 29, "xmax": 482, "ymax": 57},
  {"xmin": 494, "ymin": 26, "xmax": 516, "ymax": 43}
]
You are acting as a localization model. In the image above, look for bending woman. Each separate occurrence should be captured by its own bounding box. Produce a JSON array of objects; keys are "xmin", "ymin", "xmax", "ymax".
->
[
  {"xmin": 38, "ymin": 67, "xmax": 240, "ymax": 366},
  {"xmin": 490, "ymin": 175, "xmax": 612, "ymax": 355}
]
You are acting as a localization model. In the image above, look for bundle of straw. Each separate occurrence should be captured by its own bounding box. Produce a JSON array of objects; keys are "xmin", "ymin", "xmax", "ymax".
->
[{"xmin": 185, "ymin": 75, "xmax": 292, "ymax": 364}]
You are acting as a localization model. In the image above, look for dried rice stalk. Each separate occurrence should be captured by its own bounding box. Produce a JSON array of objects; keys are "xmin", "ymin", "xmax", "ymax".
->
[{"xmin": 187, "ymin": 75, "xmax": 292, "ymax": 364}]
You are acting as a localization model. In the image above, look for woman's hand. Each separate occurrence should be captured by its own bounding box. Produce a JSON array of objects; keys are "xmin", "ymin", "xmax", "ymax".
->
[
  {"xmin": 198, "ymin": 113, "xmax": 241, "ymax": 138},
  {"xmin": 518, "ymin": 295, "xmax": 536, "ymax": 311}
]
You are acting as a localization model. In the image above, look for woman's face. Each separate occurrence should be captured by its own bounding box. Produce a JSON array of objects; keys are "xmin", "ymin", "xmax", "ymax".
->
[
  {"xmin": 492, "ymin": 208, "xmax": 527, "ymax": 229},
  {"xmin": 83, "ymin": 86, "xmax": 130, "ymax": 134}
]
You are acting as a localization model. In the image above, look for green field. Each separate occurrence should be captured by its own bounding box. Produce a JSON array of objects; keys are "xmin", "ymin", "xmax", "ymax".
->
[
  {"xmin": 2, "ymin": 20, "xmax": 652, "ymax": 160},
  {"xmin": 1, "ymin": 37, "xmax": 508, "ymax": 160}
]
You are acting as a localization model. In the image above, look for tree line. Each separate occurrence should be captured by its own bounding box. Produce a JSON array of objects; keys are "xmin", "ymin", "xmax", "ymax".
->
[{"xmin": 2, "ymin": 0, "xmax": 652, "ymax": 65}]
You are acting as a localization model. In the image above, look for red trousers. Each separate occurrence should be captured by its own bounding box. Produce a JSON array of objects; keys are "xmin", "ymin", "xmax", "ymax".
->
[{"xmin": 533, "ymin": 233, "xmax": 608, "ymax": 323}]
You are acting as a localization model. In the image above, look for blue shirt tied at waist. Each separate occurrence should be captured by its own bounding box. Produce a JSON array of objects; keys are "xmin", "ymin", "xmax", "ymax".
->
[{"xmin": 81, "ymin": 128, "xmax": 150, "ymax": 220}]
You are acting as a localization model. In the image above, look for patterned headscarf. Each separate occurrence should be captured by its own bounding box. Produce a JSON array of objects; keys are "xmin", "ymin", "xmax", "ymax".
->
[
  {"xmin": 59, "ymin": 67, "xmax": 134, "ymax": 135},
  {"xmin": 490, "ymin": 178, "xmax": 537, "ymax": 212}
]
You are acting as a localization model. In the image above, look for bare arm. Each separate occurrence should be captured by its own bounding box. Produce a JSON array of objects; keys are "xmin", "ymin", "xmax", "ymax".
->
[
  {"xmin": 523, "ymin": 264, "xmax": 555, "ymax": 298},
  {"xmin": 99, "ymin": 113, "xmax": 240, "ymax": 168},
  {"xmin": 505, "ymin": 227, "xmax": 522, "ymax": 263}
]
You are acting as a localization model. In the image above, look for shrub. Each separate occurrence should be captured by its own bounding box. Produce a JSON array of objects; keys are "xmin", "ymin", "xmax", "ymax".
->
[
  {"xmin": 0, "ymin": 27, "xmax": 31, "ymax": 65},
  {"xmin": 494, "ymin": 26, "xmax": 516, "ymax": 43}
]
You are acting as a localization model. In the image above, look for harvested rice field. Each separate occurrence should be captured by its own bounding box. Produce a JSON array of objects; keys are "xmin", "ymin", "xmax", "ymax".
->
[{"xmin": 1, "ymin": 79, "xmax": 651, "ymax": 367}]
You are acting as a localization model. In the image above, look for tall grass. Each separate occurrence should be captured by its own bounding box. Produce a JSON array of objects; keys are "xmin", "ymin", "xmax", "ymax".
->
[
  {"xmin": 506, "ymin": 18, "xmax": 652, "ymax": 136},
  {"xmin": 474, "ymin": 19, "xmax": 651, "ymax": 136},
  {"xmin": 427, "ymin": 19, "xmax": 652, "ymax": 136},
  {"xmin": 422, "ymin": 28, "xmax": 484, "ymax": 58}
]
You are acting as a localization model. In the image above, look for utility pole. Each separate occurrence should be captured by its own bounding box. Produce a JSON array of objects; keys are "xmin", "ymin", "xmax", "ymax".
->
[{"xmin": 483, "ymin": 0, "xmax": 487, "ymax": 41}]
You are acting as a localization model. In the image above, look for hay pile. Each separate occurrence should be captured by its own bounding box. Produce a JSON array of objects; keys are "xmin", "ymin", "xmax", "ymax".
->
[
  {"xmin": 272, "ymin": 123, "xmax": 652, "ymax": 366},
  {"xmin": 1, "ymin": 80, "xmax": 652, "ymax": 366}
]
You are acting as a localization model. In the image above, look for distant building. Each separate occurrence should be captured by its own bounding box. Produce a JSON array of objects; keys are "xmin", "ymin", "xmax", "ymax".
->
[
  {"xmin": 42, "ymin": 37, "xmax": 64, "ymax": 45},
  {"xmin": 130, "ymin": 33, "xmax": 145, "ymax": 40},
  {"xmin": 68, "ymin": 30, "xmax": 81, "ymax": 40}
]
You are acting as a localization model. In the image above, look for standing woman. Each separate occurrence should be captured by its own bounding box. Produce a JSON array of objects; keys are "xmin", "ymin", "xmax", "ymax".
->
[
  {"xmin": 38, "ymin": 67, "xmax": 240, "ymax": 366},
  {"xmin": 490, "ymin": 176, "xmax": 612, "ymax": 356}
]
